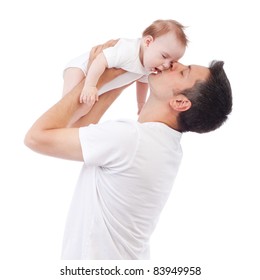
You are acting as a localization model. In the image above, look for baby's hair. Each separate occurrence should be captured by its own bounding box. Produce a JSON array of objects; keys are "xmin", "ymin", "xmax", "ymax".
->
[{"xmin": 142, "ymin": 19, "xmax": 189, "ymax": 47}]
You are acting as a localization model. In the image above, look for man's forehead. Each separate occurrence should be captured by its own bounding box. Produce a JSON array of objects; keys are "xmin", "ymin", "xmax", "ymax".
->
[{"xmin": 190, "ymin": 65, "xmax": 210, "ymax": 79}]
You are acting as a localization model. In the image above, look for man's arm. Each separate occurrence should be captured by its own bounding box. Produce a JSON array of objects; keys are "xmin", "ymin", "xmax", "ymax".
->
[
  {"xmin": 70, "ymin": 39, "xmax": 128, "ymax": 128},
  {"xmin": 24, "ymin": 73, "xmax": 130, "ymax": 161},
  {"xmin": 72, "ymin": 83, "xmax": 131, "ymax": 127},
  {"xmin": 24, "ymin": 40, "xmax": 127, "ymax": 161},
  {"xmin": 24, "ymin": 80, "xmax": 86, "ymax": 161}
]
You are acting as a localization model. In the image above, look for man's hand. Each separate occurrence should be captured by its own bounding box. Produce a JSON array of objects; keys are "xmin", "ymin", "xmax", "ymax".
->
[{"xmin": 24, "ymin": 39, "xmax": 131, "ymax": 161}]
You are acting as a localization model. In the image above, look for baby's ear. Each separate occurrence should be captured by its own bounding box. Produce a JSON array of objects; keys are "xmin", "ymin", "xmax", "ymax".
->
[
  {"xmin": 144, "ymin": 35, "xmax": 154, "ymax": 47},
  {"xmin": 170, "ymin": 94, "xmax": 191, "ymax": 112}
]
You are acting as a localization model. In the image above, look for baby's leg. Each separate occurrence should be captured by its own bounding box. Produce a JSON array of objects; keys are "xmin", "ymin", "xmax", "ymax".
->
[{"xmin": 62, "ymin": 67, "xmax": 93, "ymax": 126}]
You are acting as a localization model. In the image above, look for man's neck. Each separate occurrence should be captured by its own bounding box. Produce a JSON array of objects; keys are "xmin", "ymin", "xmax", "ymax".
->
[{"xmin": 138, "ymin": 97, "xmax": 180, "ymax": 131}]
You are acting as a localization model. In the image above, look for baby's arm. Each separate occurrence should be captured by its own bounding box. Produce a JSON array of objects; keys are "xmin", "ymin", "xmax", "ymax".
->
[
  {"xmin": 136, "ymin": 81, "xmax": 149, "ymax": 114},
  {"xmin": 80, "ymin": 52, "xmax": 108, "ymax": 104}
]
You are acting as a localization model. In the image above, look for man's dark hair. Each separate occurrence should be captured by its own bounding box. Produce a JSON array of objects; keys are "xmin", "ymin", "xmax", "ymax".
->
[{"xmin": 178, "ymin": 60, "xmax": 232, "ymax": 133}]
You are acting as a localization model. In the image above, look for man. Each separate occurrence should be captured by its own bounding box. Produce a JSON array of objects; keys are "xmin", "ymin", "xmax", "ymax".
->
[{"xmin": 24, "ymin": 46, "xmax": 232, "ymax": 259}]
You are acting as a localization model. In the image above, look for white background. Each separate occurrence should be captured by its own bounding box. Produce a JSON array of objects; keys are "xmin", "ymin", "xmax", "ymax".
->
[{"xmin": 0, "ymin": 0, "xmax": 259, "ymax": 279}]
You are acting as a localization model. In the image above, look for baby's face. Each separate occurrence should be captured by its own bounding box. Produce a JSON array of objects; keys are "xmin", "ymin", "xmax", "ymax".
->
[{"xmin": 142, "ymin": 32, "xmax": 185, "ymax": 73}]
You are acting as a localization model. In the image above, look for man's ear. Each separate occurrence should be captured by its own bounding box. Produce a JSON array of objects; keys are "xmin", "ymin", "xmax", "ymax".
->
[
  {"xmin": 144, "ymin": 35, "xmax": 153, "ymax": 47},
  {"xmin": 170, "ymin": 94, "xmax": 192, "ymax": 112}
]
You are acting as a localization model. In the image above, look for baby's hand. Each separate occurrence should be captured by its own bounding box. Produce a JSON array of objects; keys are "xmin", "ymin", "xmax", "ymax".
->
[{"xmin": 80, "ymin": 85, "xmax": 98, "ymax": 104}]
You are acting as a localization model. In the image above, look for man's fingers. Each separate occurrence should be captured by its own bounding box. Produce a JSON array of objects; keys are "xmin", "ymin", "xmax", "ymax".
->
[{"xmin": 102, "ymin": 39, "xmax": 118, "ymax": 49}]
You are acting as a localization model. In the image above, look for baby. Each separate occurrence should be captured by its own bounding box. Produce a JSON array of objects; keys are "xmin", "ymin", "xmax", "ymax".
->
[{"xmin": 63, "ymin": 19, "xmax": 188, "ymax": 115}]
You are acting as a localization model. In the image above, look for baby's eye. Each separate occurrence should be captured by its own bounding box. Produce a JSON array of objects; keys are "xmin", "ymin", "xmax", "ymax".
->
[{"xmin": 162, "ymin": 54, "xmax": 166, "ymax": 59}]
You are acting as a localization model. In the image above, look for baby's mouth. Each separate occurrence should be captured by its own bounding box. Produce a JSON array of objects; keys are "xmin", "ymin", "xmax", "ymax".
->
[{"xmin": 151, "ymin": 67, "xmax": 162, "ymax": 74}]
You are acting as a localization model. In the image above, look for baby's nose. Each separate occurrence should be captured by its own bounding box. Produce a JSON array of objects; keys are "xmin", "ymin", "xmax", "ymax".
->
[{"xmin": 162, "ymin": 62, "xmax": 171, "ymax": 69}]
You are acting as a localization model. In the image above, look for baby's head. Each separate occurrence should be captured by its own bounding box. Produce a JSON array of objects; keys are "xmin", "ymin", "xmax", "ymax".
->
[{"xmin": 141, "ymin": 19, "xmax": 188, "ymax": 73}]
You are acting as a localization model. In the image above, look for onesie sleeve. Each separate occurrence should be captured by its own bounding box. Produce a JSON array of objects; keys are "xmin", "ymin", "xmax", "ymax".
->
[
  {"xmin": 79, "ymin": 120, "xmax": 139, "ymax": 169},
  {"xmin": 102, "ymin": 38, "xmax": 138, "ymax": 69},
  {"xmin": 137, "ymin": 75, "xmax": 148, "ymax": 83}
]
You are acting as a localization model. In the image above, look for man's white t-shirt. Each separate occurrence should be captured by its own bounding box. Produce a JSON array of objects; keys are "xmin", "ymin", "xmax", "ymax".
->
[
  {"xmin": 64, "ymin": 38, "xmax": 149, "ymax": 95},
  {"xmin": 61, "ymin": 119, "xmax": 182, "ymax": 260}
]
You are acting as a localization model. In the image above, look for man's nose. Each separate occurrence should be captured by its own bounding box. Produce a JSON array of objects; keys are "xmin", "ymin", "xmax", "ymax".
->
[{"xmin": 171, "ymin": 62, "xmax": 185, "ymax": 71}]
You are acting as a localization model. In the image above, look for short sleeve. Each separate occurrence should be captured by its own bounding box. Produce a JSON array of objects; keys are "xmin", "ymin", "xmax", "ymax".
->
[
  {"xmin": 79, "ymin": 120, "xmax": 139, "ymax": 169},
  {"xmin": 102, "ymin": 38, "xmax": 140, "ymax": 69},
  {"xmin": 102, "ymin": 39, "xmax": 126, "ymax": 68},
  {"xmin": 137, "ymin": 75, "xmax": 148, "ymax": 83}
]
